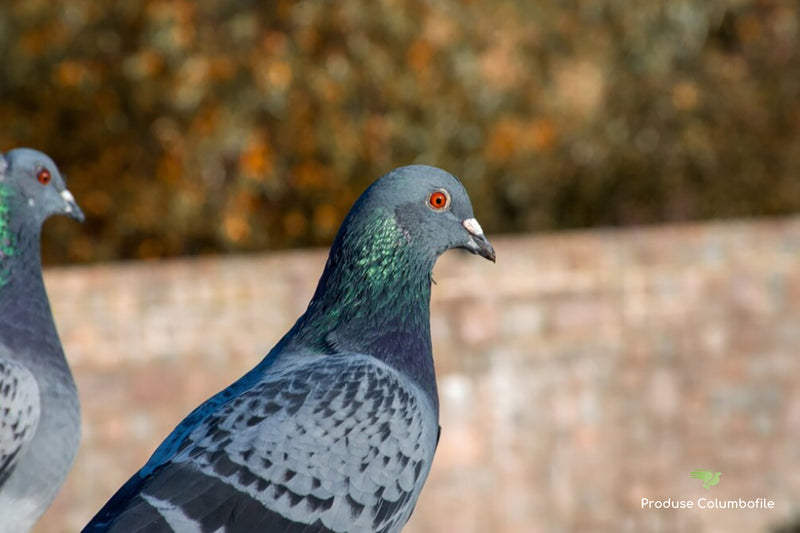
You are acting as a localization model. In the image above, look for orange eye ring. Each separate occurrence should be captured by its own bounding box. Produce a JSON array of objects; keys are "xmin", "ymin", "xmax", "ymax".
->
[
  {"xmin": 428, "ymin": 189, "xmax": 450, "ymax": 211},
  {"xmin": 37, "ymin": 168, "xmax": 51, "ymax": 185}
]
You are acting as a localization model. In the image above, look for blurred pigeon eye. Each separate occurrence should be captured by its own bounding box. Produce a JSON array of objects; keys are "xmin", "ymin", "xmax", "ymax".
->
[
  {"xmin": 37, "ymin": 168, "xmax": 51, "ymax": 185},
  {"xmin": 428, "ymin": 189, "xmax": 450, "ymax": 211}
]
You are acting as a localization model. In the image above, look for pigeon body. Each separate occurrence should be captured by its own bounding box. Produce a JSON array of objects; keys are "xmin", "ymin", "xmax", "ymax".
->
[
  {"xmin": 85, "ymin": 165, "xmax": 495, "ymax": 533},
  {"xmin": 0, "ymin": 148, "xmax": 84, "ymax": 532}
]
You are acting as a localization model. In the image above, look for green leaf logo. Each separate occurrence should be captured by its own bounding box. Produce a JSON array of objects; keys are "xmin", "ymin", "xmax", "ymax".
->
[{"xmin": 690, "ymin": 469, "xmax": 721, "ymax": 489}]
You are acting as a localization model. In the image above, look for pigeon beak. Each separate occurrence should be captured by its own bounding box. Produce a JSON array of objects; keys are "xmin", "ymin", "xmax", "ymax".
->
[
  {"xmin": 461, "ymin": 218, "xmax": 496, "ymax": 262},
  {"xmin": 61, "ymin": 189, "xmax": 85, "ymax": 222}
]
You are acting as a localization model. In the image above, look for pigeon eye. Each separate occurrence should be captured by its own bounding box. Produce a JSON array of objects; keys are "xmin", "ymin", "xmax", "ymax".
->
[
  {"xmin": 37, "ymin": 168, "xmax": 51, "ymax": 185},
  {"xmin": 428, "ymin": 190, "xmax": 450, "ymax": 211}
]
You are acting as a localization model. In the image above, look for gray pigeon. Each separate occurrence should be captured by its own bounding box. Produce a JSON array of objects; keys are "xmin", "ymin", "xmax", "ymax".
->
[
  {"xmin": 84, "ymin": 165, "xmax": 495, "ymax": 533},
  {"xmin": 0, "ymin": 148, "xmax": 84, "ymax": 532}
]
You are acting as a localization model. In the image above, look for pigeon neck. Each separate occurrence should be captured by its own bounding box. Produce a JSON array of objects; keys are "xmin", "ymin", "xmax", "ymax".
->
[
  {"xmin": 0, "ymin": 185, "xmax": 18, "ymax": 289},
  {"xmin": 287, "ymin": 210, "xmax": 439, "ymax": 411},
  {"xmin": 0, "ymin": 215, "xmax": 62, "ymax": 357}
]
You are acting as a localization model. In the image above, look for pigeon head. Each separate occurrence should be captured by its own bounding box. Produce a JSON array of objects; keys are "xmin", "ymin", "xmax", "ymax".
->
[
  {"xmin": 344, "ymin": 165, "xmax": 495, "ymax": 266},
  {"xmin": 289, "ymin": 165, "xmax": 493, "ymax": 380},
  {"xmin": 0, "ymin": 148, "xmax": 85, "ymax": 228}
]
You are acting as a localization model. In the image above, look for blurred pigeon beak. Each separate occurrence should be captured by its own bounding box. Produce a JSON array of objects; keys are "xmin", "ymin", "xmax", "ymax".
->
[
  {"xmin": 462, "ymin": 218, "xmax": 496, "ymax": 262},
  {"xmin": 61, "ymin": 189, "xmax": 85, "ymax": 222}
]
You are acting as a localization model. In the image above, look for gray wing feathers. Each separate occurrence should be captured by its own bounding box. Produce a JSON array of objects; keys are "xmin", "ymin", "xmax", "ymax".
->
[
  {"xmin": 111, "ymin": 356, "xmax": 437, "ymax": 533},
  {"xmin": 0, "ymin": 357, "xmax": 40, "ymax": 484}
]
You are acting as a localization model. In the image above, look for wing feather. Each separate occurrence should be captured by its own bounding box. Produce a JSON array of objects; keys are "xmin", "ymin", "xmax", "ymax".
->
[
  {"xmin": 0, "ymin": 356, "xmax": 40, "ymax": 485},
  {"xmin": 86, "ymin": 354, "xmax": 438, "ymax": 533}
]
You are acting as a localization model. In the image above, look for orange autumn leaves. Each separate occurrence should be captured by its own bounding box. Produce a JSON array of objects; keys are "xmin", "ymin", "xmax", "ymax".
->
[{"xmin": 1, "ymin": 1, "xmax": 799, "ymax": 263}]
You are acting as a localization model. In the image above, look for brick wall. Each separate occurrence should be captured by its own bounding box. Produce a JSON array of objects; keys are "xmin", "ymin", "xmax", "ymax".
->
[{"xmin": 34, "ymin": 216, "xmax": 800, "ymax": 533}]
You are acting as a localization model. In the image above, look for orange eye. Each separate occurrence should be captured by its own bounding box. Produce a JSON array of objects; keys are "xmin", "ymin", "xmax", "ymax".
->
[
  {"xmin": 37, "ymin": 168, "xmax": 51, "ymax": 185},
  {"xmin": 428, "ymin": 190, "xmax": 449, "ymax": 210}
]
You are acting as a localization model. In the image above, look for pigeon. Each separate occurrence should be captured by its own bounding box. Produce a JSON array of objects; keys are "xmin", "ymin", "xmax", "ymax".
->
[
  {"xmin": 84, "ymin": 165, "xmax": 495, "ymax": 533},
  {"xmin": 0, "ymin": 148, "xmax": 85, "ymax": 532}
]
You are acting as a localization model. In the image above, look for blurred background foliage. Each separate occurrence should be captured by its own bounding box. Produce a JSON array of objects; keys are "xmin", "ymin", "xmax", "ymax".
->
[{"xmin": 0, "ymin": 0, "xmax": 798, "ymax": 264}]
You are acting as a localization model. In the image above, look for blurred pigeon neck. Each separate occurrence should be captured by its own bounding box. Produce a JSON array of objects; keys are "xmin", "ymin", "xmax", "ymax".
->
[
  {"xmin": 287, "ymin": 212, "xmax": 439, "ymax": 410},
  {"xmin": 0, "ymin": 222, "xmax": 61, "ymax": 356}
]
